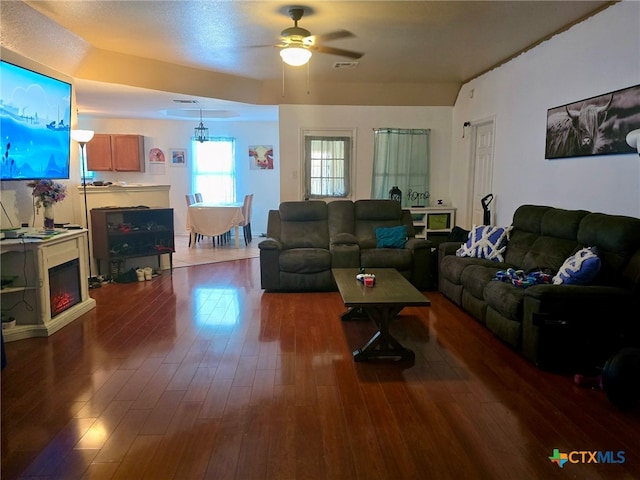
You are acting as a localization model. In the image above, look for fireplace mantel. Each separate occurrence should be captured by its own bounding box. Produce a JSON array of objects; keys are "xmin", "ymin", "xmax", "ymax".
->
[{"xmin": 1, "ymin": 229, "xmax": 96, "ymax": 342}]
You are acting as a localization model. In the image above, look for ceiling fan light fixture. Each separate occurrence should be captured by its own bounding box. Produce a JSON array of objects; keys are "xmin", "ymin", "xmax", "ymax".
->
[
  {"xmin": 280, "ymin": 46, "xmax": 312, "ymax": 66},
  {"xmin": 193, "ymin": 109, "xmax": 209, "ymax": 143}
]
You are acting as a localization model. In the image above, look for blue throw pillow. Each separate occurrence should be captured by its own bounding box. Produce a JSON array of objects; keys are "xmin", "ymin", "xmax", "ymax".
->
[
  {"xmin": 456, "ymin": 225, "xmax": 512, "ymax": 262},
  {"xmin": 553, "ymin": 247, "xmax": 601, "ymax": 285},
  {"xmin": 376, "ymin": 225, "xmax": 407, "ymax": 248}
]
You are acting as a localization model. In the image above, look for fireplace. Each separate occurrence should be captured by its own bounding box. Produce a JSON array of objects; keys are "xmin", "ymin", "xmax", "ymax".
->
[{"xmin": 49, "ymin": 258, "xmax": 81, "ymax": 318}]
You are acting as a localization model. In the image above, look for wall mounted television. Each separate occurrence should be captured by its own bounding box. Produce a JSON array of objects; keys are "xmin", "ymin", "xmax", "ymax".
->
[{"xmin": 0, "ymin": 60, "xmax": 72, "ymax": 180}]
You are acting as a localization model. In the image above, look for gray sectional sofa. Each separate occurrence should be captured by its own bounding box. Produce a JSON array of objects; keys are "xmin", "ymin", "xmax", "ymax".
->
[
  {"xmin": 438, "ymin": 204, "xmax": 640, "ymax": 370},
  {"xmin": 259, "ymin": 199, "xmax": 433, "ymax": 292}
]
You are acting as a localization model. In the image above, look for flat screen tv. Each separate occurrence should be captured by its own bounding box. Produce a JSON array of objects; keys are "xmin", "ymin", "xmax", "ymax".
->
[{"xmin": 0, "ymin": 60, "xmax": 72, "ymax": 180}]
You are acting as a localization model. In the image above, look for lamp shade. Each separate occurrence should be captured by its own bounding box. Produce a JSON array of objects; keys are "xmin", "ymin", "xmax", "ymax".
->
[
  {"xmin": 71, "ymin": 129, "xmax": 95, "ymax": 144},
  {"xmin": 626, "ymin": 128, "xmax": 640, "ymax": 154},
  {"xmin": 280, "ymin": 46, "xmax": 312, "ymax": 66}
]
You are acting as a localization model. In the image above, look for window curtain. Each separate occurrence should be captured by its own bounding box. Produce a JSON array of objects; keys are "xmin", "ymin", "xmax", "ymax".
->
[{"xmin": 371, "ymin": 128, "xmax": 430, "ymax": 208}]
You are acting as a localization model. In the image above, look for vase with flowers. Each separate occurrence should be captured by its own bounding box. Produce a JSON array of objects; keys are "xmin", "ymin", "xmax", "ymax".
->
[{"xmin": 27, "ymin": 179, "xmax": 67, "ymax": 231}]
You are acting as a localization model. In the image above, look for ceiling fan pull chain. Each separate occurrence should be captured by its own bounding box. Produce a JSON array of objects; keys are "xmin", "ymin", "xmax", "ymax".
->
[
  {"xmin": 282, "ymin": 61, "xmax": 285, "ymax": 98},
  {"xmin": 307, "ymin": 61, "xmax": 310, "ymax": 95}
]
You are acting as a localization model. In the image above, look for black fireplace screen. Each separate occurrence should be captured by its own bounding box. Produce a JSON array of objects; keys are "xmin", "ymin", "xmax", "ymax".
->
[{"xmin": 49, "ymin": 259, "xmax": 81, "ymax": 317}]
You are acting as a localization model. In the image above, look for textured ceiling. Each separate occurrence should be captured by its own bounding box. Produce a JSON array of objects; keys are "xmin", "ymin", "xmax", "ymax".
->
[{"xmin": 2, "ymin": 1, "xmax": 614, "ymax": 121}]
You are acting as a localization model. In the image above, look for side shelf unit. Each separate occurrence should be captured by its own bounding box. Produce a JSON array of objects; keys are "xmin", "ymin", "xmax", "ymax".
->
[
  {"xmin": 410, "ymin": 207, "xmax": 456, "ymax": 240},
  {"xmin": 90, "ymin": 207, "xmax": 175, "ymax": 277}
]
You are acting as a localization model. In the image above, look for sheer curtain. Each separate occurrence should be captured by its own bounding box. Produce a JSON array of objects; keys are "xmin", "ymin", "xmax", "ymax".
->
[{"xmin": 371, "ymin": 128, "xmax": 430, "ymax": 208}]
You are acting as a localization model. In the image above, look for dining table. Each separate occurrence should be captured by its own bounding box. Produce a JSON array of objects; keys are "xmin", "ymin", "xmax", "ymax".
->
[{"xmin": 187, "ymin": 201, "xmax": 245, "ymax": 248}]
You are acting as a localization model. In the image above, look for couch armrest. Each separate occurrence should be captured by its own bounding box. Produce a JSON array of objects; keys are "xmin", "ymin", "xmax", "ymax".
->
[
  {"xmin": 330, "ymin": 243, "xmax": 360, "ymax": 268},
  {"xmin": 258, "ymin": 238, "xmax": 283, "ymax": 250},
  {"xmin": 521, "ymin": 284, "xmax": 634, "ymax": 367},
  {"xmin": 524, "ymin": 284, "xmax": 633, "ymax": 323},
  {"xmin": 525, "ymin": 284, "xmax": 632, "ymax": 304},
  {"xmin": 406, "ymin": 238, "xmax": 434, "ymax": 290},
  {"xmin": 405, "ymin": 237, "xmax": 432, "ymax": 252},
  {"xmin": 438, "ymin": 241, "xmax": 461, "ymax": 267},
  {"xmin": 331, "ymin": 232, "xmax": 358, "ymax": 245},
  {"xmin": 439, "ymin": 241, "xmax": 461, "ymax": 255}
]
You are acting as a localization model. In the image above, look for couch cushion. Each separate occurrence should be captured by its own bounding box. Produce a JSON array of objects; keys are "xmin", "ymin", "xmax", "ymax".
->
[
  {"xmin": 354, "ymin": 200, "xmax": 403, "ymax": 248},
  {"xmin": 279, "ymin": 201, "xmax": 329, "ymax": 249},
  {"xmin": 578, "ymin": 212, "xmax": 640, "ymax": 286},
  {"xmin": 279, "ymin": 248, "xmax": 332, "ymax": 274},
  {"xmin": 504, "ymin": 206, "xmax": 588, "ymax": 270},
  {"xmin": 355, "ymin": 199, "xmax": 402, "ymax": 221},
  {"xmin": 460, "ymin": 264, "xmax": 503, "ymax": 299},
  {"xmin": 484, "ymin": 281, "xmax": 526, "ymax": 322},
  {"xmin": 511, "ymin": 205, "xmax": 551, "ymax": 233},
  {"xmin": 541, "ymin": 207, "xmax": 589, "ymax": 240},
  {"xmin": 440, "ymin": 254, "xmax": 504, "ymax": 284},
  {"xmin": 503, "ymin": 230, "xmax": 541, "ymax": 267},
  {"xmin": 504, "ymin": 205, "xmax": 551, "ymax": 267},
  {"xmin": 280, "ymin": 200, "xmax": 327, "ymax": 221},
  {"xmin": 328, "ymin": 200, "xmax": 355, "ymax": 238},
  {"xmin": 553, "ymin": 246, "xmax": 601, "ymax": 285},
  {"xmin": 520, "ymin": 236, "xmax": 579, "ymax": 272},
  {"xmin": 456, "ymin": 225, "xmax": 512, "ymax": 262},
  {"xmin": 376, "ymin": 225, "xmax": 407, "ymax": 248},
  {"xmin": 518, "ymin": 207, "xmax": 590, "ymax": 272}
]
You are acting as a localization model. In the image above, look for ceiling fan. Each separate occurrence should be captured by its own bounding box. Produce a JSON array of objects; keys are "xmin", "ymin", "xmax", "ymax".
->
[{"xmin": 276, "ymin": 7, "xmax": 363, "ymax": 66}]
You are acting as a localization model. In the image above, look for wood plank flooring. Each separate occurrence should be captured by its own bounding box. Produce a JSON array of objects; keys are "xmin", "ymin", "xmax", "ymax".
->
[{"xmin": 2, "ymin": 258, "xmax": 639, "ymax": 479}]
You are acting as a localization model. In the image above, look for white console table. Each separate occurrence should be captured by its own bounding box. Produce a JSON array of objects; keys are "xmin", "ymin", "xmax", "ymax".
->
[{"xmin": 1, "ymin": 229, "xmax": 96, "ymax": 342}]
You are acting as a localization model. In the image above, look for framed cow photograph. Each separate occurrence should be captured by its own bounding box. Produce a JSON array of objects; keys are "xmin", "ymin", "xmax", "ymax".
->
[{"xmin": 545, "ymin": 84, "xmax": 640, "ymax": 159}]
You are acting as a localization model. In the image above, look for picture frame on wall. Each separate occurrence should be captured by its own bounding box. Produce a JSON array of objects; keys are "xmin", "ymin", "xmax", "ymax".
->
[
  {"xmin": 545, "ymin": 84, "xmax": 640, "ymax": 159},
  {"xmin": 249, "ymin": 145, "xmax": 274, "ymax": 170},
  {"xmin": 170, "ymin": 148, "xmax": 187, "ymax": 167}
]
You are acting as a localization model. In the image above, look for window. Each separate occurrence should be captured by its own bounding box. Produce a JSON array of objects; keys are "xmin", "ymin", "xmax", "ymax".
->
[
  {"xmin": 304, "ymin": 132, "xmax": 352, "ymax": 199},
  {"xmin": 192, "ymin": 138, "xmax": 236, "ymax": 203}
]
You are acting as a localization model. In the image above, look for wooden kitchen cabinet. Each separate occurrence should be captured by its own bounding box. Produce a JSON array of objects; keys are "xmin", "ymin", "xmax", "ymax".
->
[{"xmin": 86, "ymin": 134, "xmax": 145, "ymax": 172}]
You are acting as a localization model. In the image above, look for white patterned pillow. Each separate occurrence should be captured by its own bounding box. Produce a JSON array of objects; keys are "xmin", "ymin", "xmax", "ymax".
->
[
  {"xmin": 553, "ymin": 247, "xmax": 601, "ymax": 285},
  {"xmin": 456, "ymin": 225, "xmax": 512, "ymax": 262}
]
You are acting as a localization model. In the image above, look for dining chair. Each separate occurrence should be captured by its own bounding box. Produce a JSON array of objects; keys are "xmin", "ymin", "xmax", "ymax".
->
[
  {"xmin": 239, "ymin": 193, "xmax": 254, "ymax": 245},
  {"xmin": 185, "ymin": 194, "xmax": 200, "ymax": 247}
]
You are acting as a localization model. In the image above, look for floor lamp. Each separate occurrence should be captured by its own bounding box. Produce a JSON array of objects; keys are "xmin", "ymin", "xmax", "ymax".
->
[{"xmin": 70, "ymin": 129, "xmax": 100, "ymax": 289}]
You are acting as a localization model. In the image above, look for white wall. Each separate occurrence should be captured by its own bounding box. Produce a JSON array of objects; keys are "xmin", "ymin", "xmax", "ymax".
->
[
  {"xmin": 79, "ymin": 117, "xmax": 279, "ymax": 235},
  {"xmin": 278, "ymin": 105, "xmax": 453, "ymax": 203},
  {"xmin": 450, "ymin": 1, "xmax": 640, "ymax": 228},
  {"xmin": 4, "ymin": 1, "xmax": 639, "ymax": 237}
]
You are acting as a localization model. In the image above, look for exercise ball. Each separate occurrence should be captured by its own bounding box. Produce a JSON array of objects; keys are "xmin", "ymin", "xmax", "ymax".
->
[{"xmin": 602, "ymin": 348, "xmax": 640, "ymax": 409}]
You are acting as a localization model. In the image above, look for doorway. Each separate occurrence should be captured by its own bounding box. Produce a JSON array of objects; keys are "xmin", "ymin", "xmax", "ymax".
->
[{"xmin": 468, "ymin": 120, "xmax": 495, "ymax": 225}]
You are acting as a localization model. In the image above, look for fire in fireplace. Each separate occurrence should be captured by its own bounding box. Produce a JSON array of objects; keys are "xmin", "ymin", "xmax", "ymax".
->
[{"xmin": 49, "ymin": 259, "xmax": 81, "ymax": 317}]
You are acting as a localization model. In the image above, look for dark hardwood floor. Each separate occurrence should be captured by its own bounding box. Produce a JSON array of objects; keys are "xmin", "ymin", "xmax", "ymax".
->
[{"xmin": 2, "ymin": 258, "xmax": 639, "ymax": 479}]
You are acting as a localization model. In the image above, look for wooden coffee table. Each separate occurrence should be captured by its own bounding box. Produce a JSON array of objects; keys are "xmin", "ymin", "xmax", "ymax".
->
[{"xmin": 332, "ymin": 268, "xmax": 431, "ymax": 361}]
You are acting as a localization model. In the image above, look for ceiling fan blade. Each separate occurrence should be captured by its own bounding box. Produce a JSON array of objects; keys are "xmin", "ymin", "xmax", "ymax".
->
[
  {"xmin": 305, "ymin": 29, "xmax": 354, "ymax": 45},
  {"xmin": 310, "ymin": 45, "xmax": 363, "ymax": 59},
  {"xmin": 246, "ymin": 44, "xmax": 279, "ymax": 49}
]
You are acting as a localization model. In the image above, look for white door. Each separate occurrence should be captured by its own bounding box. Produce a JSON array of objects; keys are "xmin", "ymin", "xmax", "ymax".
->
[{"xmin": 469, "ymin": 120, "xmax": 495, "ymax": 226}]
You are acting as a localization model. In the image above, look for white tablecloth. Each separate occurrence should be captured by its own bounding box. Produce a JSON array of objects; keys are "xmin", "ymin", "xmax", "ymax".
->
[{"xmin": 187, "ymin": 202, "xmax": 244, "ymax": 247}]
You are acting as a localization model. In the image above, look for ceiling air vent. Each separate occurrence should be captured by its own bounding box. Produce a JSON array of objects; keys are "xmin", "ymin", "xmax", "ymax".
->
[
  {"xmin": 173, "ymin": 99, "xmax": 199, "ymax": 104},
  {"xmin": 333, "ymin": 62, "xmax": 359, "ymax": 69}
]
